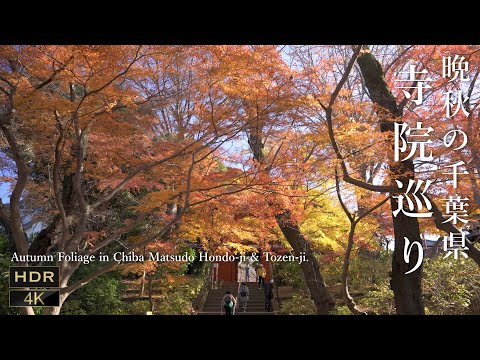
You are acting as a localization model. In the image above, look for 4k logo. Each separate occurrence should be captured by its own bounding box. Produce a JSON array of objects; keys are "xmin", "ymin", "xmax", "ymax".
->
[{"xmin": 9, "ymin": 290, "xmax": 60, "ymax": 307}]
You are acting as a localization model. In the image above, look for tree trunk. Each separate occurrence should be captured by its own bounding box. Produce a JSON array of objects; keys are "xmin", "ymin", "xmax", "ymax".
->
[
  {"xmin": 389, "ymin": 205, "xmax": 424, "ymax": 314},
  {"xmin": 342, "ymin": 223, "xmax": 367, "ymax": 315},
  {"xmin": 148, "ymin": 277, "xmax": 154, "ymax": 312},
  {"xmin": 28, "ymin": 216, "xmax": 59, "ymax": 260},
  {"xmin": 20, "ymin": 307, "xmax": 35, "ymax": 315},
  {"xmin": 42, "ymin": 304, "xmax": 62, "ymax": 315},
  {"xmin": 141, "ymin": 268, "xmax": 146, "ymax": 297},
  {"xmin": 28, "ymin": 173, "xmax": 75, "ymax": 259},
  {"xmin": 276, "ymin": 210, "xmax": 334, "ymax": 314},
  {"xmin": 246, "ymin": 117, "xmax": 334, "ymax": 314},
  {"xmin": 42, "ymin": 269, "xmax": 71, "ymax": 315},
  {"xmin": 0, "ymin": 213, "xmax": 15, "ymax": 253},
  {"xmin": 357, "ymin": 49, "xmax": 425, "ymax": 315}
]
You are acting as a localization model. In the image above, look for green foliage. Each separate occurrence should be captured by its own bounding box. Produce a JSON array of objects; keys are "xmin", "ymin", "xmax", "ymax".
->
[
  {"xmin": 353, "ymin": 254, "xmax": 480, "ymax": 315},
  {"xmin": 358, "ymin": 282, "xmax": 396, "ymax": 315},
  {"xmin": 273, "ymin": 261, "xmax": 304, "ymax": 289},
  {"xmin": 422, "ymin": 257, "xmax": 480, "ymax": 315},
  {"xmin": 277, "ymin": 294, "xmax": 316, "ymax": 315},
  {"xmin": 154, "ymin": 290, "xmax": 193, "ymax": 315},
  {"xmin": 154, "ymin": 260, "xmax": 210, "ymax": 315},
  {"xmin": 329, "ymin": 305, "xmax": 353, "ymax": 315},
  {"xmin": 0, "ymin": 234, "xmax": 18, "ymax": 315},
  {"xmin": 61, "ymin": 263, "xmax": 126, "ymax": 315},
  {"xmin": 121, "ymin": 259, "xmax": 210, "ymax": 315},
  {"xmin": 347, "ymin": 252, "xmax": 391, "ymax": 289},
  {"xmin": 123, "ymin": 300, "xmax": 151, "ymax": 314}
]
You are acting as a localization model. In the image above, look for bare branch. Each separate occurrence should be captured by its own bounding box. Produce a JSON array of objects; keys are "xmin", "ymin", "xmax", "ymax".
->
[
  {"xmin": 355, "ymin": 193, "xmax": 390, "ymax": 224},
  {"xmin": 335, "ymin": 169, "xmax": 353, "ymax": 222},
  {"xmin": 329, "ymin": 45, "xmax": 362, "ymax": 108},
  {"xmin": 83, "ymin": 213, "xmax": 148, "ymax": 255},
  {"xmin": 324, "ymin": 107, "xmax": 399, "ymax": 193},
  {"xmin": 53, "ymin": 111, "xmax": 68, "ymax": 248},
  {"xmin": 384, "ymin": 45, "xmax": 414, "ymax": 74}
]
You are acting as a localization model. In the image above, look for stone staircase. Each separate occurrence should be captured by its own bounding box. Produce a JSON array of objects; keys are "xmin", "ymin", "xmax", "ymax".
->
[{"xmin": 198, "ymin": 282, "xmax": 273, "ymax": 315}]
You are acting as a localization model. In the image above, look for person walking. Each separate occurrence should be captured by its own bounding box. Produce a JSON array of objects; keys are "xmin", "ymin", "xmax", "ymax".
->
[
  {"xmin": 238, "ymin": 282, "xmax": 250, "ymax": 312},
  {"xmin": 245, "ymin": 266, "xmax": 250, "ymax": 282},
  {"xmin": 256, "ymin": 264, "xmax": 266, "ymax": 289},
  {"xmin": 264, "ymin": 279, "xmax": 274, "ymax": 312},
  {"xmin": 221, "ymin": 291, "xmax": 236, "ymax": 315}
]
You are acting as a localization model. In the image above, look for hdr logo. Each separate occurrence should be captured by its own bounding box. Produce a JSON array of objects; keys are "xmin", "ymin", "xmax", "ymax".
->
[{"xmin": 9, "ymin": 267, "xmax": 60, "ymax": 307}]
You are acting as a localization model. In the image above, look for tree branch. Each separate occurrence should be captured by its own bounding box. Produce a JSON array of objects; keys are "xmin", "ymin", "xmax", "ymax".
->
[
  {"xmin": 34, "ymin": 56, "xmax": 74, "ymax": 90},
  {"xmin": 53, "ymin": 111, "xmax": 68, "ymax": 249},
  {"xmin": 329, "ymin": 46, "xmax": 362, "ymax": 108},
  {"xmin": 0, "ymin": 74, "xmax": 14, "ymax": 89},
  {"xmin": 384, "ymin": 45, "xmax": 414, "ymax": 74},
  {"xmin": 62, "ymin": 151, "xmax": 197, "ymax": 296},
  {"xmin": 334, "ymin": 169, "xmax": 353, "ymax": 222},
  {"xmin": 336, "ymin": 172, "xmax": 389, "ymax": 315},
  {"xmin": 0, "ymin": 123, "xmax": 29, "ymax": 256},
  {"xmin": 325, "ymin": 107, "xmax": 399, "ymax": 193}
]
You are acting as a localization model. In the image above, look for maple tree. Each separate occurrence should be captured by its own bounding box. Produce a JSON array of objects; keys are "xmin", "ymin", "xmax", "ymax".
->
[
  {"xmin": 1, "ymin": 45, "xmax": 479, "ymax": 315},
  {"xmin": 286, "ymin": 45, "xmax": 480, "ymax": 314},
  {"xmin": 0, "ymin": 45, "xmax": 258, "ymax": 314}
]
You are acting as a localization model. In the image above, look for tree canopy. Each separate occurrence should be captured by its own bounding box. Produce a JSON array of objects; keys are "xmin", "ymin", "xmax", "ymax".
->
[{"xmin": 1, "ymin": 45, "xmax": 479, "ymax": 315}]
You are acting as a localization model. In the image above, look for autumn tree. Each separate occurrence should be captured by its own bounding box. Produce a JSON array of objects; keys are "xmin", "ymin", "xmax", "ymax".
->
[
  {"xmin": 0, "ymin": 45, "xmax": 254, "ymax": 314},
  {"xmin": 294, "ymin": 45, "xmax": 480, "ymax": 314},
  {"xmin": 203, "ymin": 46, "xmax": 337, "ymax": 314}
]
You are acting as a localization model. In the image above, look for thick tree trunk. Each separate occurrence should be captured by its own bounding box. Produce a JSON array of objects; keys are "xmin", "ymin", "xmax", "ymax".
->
[
  {"xmin": 42, "ymin": 304, "xmax": 62, "ymax": 315},
  {"xmin": 28, "ymin": 173, "xmax": 75, "ymax": 259},
  {"xmin": 20, "ymin": 307, "xmax": 35, "ymax": 315},
  {"xmin": 1, "ymin": 124, "xmax": 30, "ymax": 257},
  {"xmin": 28, "ymin": 216, "xmax": 59, "ymax": 260},
  {"xmin": 389, "ymin": 204, "xmax": 424, "ymax": 314},
  {"xmin": 42, "ymin": 263, "xmax": 73, "ymax": 315},
  {"xmin": 0, "ymin": 214, "xmax": 15, "ymax": 253},
  {"xmin": 247, "ymin": 118, "xmax": 334, "ymax": 314},
  {"xmin": 357, "ymin": 50, "xmax": 425, "ymax": 314},
  {"xmin": 276, "ymin": 210, "xmax": 334, "ymax": 314}
]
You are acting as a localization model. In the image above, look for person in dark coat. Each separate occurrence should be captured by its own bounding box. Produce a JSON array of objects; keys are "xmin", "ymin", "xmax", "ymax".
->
[{"xmin": 264, "ymin": 279, "xmax": 274, "ymax": 312}]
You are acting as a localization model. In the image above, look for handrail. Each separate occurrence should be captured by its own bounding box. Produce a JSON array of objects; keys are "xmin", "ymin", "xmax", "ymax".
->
[
  {"xmin": 192, "ymin": 261, "xmax": 212, "ymax": 313},
  {"xmin": 236, "ymin": 275, "xmax": 241, "ymax": 314}
]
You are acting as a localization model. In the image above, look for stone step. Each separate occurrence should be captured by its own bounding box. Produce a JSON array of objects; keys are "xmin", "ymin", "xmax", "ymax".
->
[
  {"xmin": 205, "ymin": 296, "xmax": 265, "ymax": 300},
  {"xmin": 205, "ymin": 301, "xmax": 265, "ymax": 306},
  {"xmin": 209, "ymin": 294, "xmax": 265, "ymax": 296},
  {"xmin": 209, "ymin": 286, "xmax": 263, "ymax": 292},
  {"xmin": 207, "ymin": 296, "xmax": 265, "ymax": 299},
  {"xmin": 197, "ymin": 311, "xmax": 274, "ymax": 315},
  {"xmin": 203, "ymin": 304, "xmax": 267, "ymax": 308},
  {"xmin": 204, "ymin": 300, "xmax": 266, "ymax": 304},
  {"xmin": 203, "ymin": 308, "xmax": 269, "ymax": 312},
  {"xmin": 203, "ymin": 304, "xmax": 272, "ymax": 310},
  {"xmin": 210, "ymin": 298, "xmax": 266, "ymax": 301},
  {"xmin": 201, "ymin": 282, "xmax": 274, "ymax": 316},
  {"xmin": 209, "ymin": 292, "xmax": 266, "ymax": 294}
]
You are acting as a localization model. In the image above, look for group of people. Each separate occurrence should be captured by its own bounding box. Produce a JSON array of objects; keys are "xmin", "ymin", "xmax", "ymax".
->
[{"xmin": 221, "ymin": 264, "xmax": 274, "ymax": 315}]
